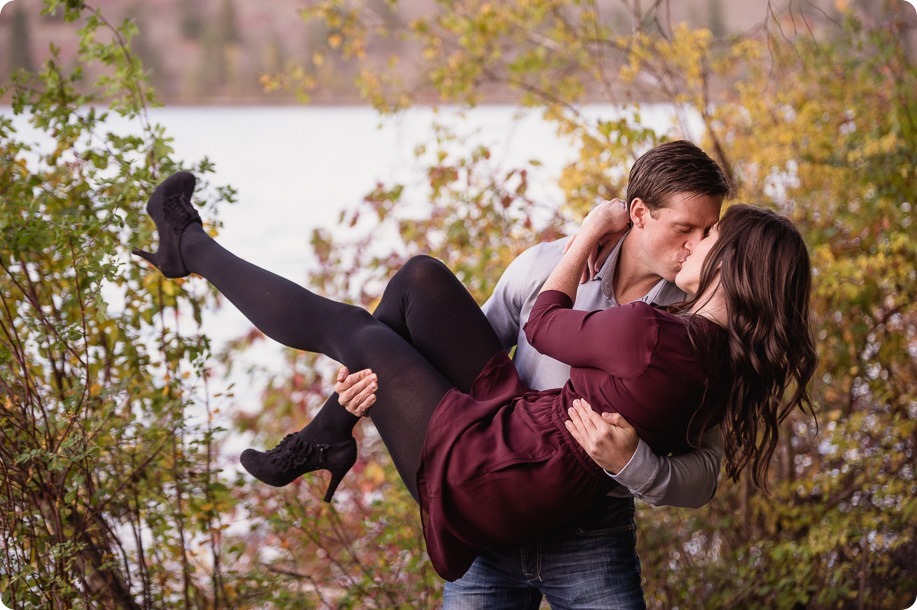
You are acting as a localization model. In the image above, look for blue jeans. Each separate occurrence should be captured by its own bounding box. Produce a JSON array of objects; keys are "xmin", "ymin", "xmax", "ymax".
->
[{"xmin": 442, "ymin": 499, "xmax": 645, "ymax": 610}]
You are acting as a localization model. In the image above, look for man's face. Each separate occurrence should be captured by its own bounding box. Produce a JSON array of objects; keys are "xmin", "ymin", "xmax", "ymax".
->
[
  {"xmin": 675, "ymin": 221, "xmax": 720, "ymax": 295},
  {"xmin": 630, "ymin": 192, "xmax": 723, "ymax": 282}
]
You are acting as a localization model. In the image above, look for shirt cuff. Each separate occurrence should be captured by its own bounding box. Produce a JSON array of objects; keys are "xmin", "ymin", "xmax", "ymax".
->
[{"xmin": 605, "ymin": 439, "xmax": 661, "ymax": 494}]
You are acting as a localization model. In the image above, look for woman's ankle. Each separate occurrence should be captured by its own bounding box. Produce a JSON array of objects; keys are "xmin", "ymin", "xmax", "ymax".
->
[
  {"xmin": 177, "ymin": 224, "xmax": 209, "ymax": 273},
  {"xmin": 297, "ymin": 410, "xmax": 357, "ymax": 445}
]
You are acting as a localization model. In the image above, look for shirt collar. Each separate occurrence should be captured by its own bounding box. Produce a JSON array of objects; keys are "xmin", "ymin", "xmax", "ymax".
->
[{"xmin": 594, "ymin": 231, "xmax": 674, "ymax": 306}]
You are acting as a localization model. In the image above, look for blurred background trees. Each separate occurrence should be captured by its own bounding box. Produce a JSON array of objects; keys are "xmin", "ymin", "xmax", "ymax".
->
[{"xmin": 1, "ymin": 0, "xmax": 914, "ymax": 608}]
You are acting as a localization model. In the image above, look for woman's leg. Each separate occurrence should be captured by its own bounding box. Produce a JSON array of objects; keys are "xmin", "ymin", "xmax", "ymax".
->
[
  {"xmin": 294, "ymin": 256, "xmax": 505, "ymax": 444},
  {"xmin": 179, "ymin": 227, "xmax": 452, "ymax": 498},
  {"xmin": 245, "ymin": 255, "xmax": 507, "ymax": 489},
  {"xmin": 373, "ymin": 255, "xmax": 504, "ymax": 393},
  {"xmin": 137, "ymin": 173, "xmax": 504, "ymax": 498}
]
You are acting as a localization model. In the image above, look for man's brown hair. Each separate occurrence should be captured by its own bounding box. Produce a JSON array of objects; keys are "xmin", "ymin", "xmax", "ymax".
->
[{"xmin": 626, "ymin": 140, "xmax": 731, "ymax": 210}]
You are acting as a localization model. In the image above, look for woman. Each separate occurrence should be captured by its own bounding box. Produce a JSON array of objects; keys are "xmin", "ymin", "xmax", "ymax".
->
[{"xmin": 134, "ymin": 172, "xmax": 816, "ymax": 581}]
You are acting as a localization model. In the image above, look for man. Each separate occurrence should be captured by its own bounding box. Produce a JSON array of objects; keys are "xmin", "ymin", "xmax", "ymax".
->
[{"xmin": 337, "ymin": 140, "xmax": 730, "ymax": 608}]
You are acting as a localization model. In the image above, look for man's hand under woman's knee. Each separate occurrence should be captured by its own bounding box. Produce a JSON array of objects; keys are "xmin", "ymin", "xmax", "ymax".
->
[{"xmin": 336, "ymin": 366, "xmax": 377, "ymax": 416}]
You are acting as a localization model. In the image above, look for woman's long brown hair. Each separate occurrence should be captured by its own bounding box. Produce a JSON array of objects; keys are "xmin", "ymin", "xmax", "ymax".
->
[{"xmin": 681, "ymin": 204, "xmax": 818, "ymax": 487}]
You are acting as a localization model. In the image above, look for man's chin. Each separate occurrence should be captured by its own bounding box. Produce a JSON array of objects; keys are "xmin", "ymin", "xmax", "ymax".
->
[{"xmin": 662, "ymin": 268, "xmax": 681, "ymax": 283}]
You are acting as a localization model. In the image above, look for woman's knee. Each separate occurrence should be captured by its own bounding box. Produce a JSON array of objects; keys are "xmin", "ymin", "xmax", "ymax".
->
[
  {"xmin": 392, "ymin": 255, "xmax": 453, "ymax": 291},
  {"xmin": 328, "ymin": 301, "xmax": 377, "ymax": 336}
]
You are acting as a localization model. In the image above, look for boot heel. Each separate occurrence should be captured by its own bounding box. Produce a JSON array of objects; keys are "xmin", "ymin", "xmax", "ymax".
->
[
  {"xmin": 323, "ymin": 467, "xmax": 348, "ymax": 502},
  {"xmin": 241, "ymin": 436, "xmax": 357, "ymax": 493}
]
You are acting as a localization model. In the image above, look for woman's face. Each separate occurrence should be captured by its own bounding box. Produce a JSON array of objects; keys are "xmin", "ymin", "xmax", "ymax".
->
[{"xmin": 675, "ymin": 222, "xmax": 719, "ymax": 295}]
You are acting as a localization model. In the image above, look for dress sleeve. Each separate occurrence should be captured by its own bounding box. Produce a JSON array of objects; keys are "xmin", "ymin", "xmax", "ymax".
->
[{"xmin": 523, "ymin": 291, "xmax": 659, "ymax": 377}]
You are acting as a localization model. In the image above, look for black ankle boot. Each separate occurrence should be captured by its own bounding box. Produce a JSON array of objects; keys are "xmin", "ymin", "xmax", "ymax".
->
[
  {"xmin": 240, "ymin": 435, "xmax": 357, "ymax": 502},
  {"xmin": 132, "ymin": 171, "xmax": 202, "ymax": 278}
]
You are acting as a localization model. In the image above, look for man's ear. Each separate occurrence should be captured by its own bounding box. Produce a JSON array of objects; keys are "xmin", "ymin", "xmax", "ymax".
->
[{"xmin": 630, "ymin": 198, "xmax": 648, "ymax": 229}]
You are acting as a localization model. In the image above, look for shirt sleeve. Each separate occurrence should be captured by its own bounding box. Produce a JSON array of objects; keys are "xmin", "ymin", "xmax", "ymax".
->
[
  {"xmin": 523, "ymin": 291, "xmax": 658, "ymax": 377},
  {"xmin": 481, "ymin": 244, "xmax": 543, "ymax": 350},
  {"xmin": 609, "ymin": 425, "xmax": 724, "ymax": 507}
]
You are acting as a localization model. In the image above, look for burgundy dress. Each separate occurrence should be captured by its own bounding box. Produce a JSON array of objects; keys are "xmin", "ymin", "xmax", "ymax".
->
[{"xmin": 416, "ymin": 290, "xmax": 727, "ymax": 581}]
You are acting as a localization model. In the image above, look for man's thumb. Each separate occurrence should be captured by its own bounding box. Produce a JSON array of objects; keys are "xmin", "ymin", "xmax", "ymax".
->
[{"xmin": 602, "ymin": 412, "xmax": 622, "ymax": 425}]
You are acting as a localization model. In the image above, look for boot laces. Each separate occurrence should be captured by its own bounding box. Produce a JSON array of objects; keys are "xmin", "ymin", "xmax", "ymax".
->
[
  {"xmin": 162, "ymin": 192, "xmax": 201, "ymax": 234},
  {"xmin": 268, "ymin": 434, "xmax": 326, "ymax": 471}
]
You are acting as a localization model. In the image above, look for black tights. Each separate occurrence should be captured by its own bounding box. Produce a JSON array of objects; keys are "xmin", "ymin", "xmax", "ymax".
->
[{"xmin": 180, "ymin": 226, "xmax": 504, "ymax": 499}]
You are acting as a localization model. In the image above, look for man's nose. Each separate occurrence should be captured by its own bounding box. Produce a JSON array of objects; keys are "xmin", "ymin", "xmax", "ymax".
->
[{"xmin": 685, "ymin": 231, "xmax": 705, "ymax": 251}]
